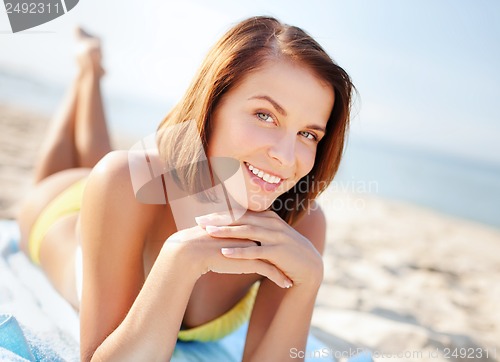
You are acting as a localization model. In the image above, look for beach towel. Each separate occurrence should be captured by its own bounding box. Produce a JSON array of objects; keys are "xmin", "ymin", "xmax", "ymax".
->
[
  {"xmin": 0, "ymin": 219, "xmax": 79, "ymax": 361},
  {"xmin": 0, "ymin": 219, "xmax": 371, "ymax": 361}
]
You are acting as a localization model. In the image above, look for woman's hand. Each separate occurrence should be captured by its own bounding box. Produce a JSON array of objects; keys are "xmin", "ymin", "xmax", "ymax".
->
[
  {"xmin": 165, "ymin": 223, "xmax": 294, "ymax": 288},
  {"xmin": 194, "ymin": 210, "xmax": 324, "ymax": 289}
]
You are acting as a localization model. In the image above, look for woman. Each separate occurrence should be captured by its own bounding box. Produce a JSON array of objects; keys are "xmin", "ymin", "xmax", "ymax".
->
[{"xmin": 17, "ymin": 16, "xmax": 353, "ymax": 361}]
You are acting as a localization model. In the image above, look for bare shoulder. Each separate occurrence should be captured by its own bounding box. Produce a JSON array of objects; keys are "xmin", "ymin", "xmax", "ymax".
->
[
  {"xmin": 86, "ymin": 150, "xmax": 149, "ymax": 205},
  {"xmin": 292, "ymin": 201, "xmax": 327, "ymax": 254},
  {"xmin": 82, "ymin": 150, "xmax": 160, "ymax": 241},
  {"xmin": 87, "ymin": 150, "xmax": 133, "ymax": 189}
]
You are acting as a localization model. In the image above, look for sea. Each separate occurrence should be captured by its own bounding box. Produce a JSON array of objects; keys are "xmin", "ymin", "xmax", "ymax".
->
[{"xmin": 1, "ymin": 70, "xmax": 499, "ymax": 229}]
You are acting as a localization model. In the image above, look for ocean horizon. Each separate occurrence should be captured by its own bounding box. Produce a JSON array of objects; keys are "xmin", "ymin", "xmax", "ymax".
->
[{"xmin": 1, "ymin": 69, "xmax": 499, "ymax": 229}]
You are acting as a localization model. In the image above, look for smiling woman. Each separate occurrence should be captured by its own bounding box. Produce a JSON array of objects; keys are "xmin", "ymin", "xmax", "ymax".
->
[
  {"xmin": 16, "ymin": 16, "xmax": 354, "ymax": 361},
  {"xmin": 158, "ymin": 16, "xmax": 353, "ymax": 225}
]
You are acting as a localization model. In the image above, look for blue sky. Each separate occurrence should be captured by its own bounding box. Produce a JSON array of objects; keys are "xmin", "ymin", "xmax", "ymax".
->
[{"xmin": 1, "ymin": 0, "xmax": 499, "ymax": 164}]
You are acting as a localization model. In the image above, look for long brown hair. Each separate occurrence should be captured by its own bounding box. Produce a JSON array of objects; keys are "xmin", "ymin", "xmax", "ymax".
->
[{"xmin": 157, "ymin": 16, "xmax": 354, "ymax": 225}]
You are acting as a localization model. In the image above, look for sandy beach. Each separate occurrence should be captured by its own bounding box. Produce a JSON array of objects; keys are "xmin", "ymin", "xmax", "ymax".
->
[{"xmin": 1, "ymin": 103, "xmax": 499, "ymax": 361}]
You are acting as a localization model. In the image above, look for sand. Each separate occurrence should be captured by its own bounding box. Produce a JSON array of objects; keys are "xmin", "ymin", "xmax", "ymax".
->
[{"xmin": 1, "ymin": 103, "xmax": 499, "ymax": 361}]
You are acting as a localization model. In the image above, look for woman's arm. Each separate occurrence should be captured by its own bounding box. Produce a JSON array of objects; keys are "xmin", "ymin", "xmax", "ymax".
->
[
  {"xmin": 79, "ymin": 151, "xmax": 294, "ymax": 361},
  {"xmin": 199, "ymin": 205, "xmax": 326, "ymax": 361},
  {"xmin": 244, "ymin": 206, "xmax": 326, "ymax": 361},
  {"xmin": 79, "ymin": 151, "xmax": 200, "ymax": 361}
]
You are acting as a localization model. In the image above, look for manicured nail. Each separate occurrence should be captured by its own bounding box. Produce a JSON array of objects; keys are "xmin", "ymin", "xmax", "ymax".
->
[
  {"xmin": 205, "ymin": 225, "xmax": 220, "ymax": 233},
  {"xmin": 195, "ymin": 216, "xmax": 209, "ymax": 225},
  {"xmin": 284, "ymin": 280, "xmax": 293, "ymax": 288},
  {"xmin": 221, "ymin": 248, "xmax": 234, "ymax": 255}
]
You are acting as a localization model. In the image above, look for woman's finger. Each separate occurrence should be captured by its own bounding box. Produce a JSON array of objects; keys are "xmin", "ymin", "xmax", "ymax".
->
[
  {"xmin": 220, "ymin": 245, "xmax": 280, "ymax": 261},
  {"xmin": 205, "ymin": 224, "xmax": 282, "ymax": 246},
  {"xmin": 208, "ymin": 258, "xmax": 292, "ymax": 288}
]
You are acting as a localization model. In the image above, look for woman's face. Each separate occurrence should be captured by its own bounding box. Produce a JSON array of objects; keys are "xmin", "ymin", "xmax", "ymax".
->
[{"xmin": 208, "ymin": 60, "xmax": 334, "ymax": 212}]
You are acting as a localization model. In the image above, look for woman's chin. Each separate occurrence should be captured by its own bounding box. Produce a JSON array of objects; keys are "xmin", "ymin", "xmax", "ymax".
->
[
  {"xmin": 246, "ymin": 196, "xmax": 275, "ymax": 212},
  {"xmin": 226, "ymin": 190, "xmax": 272, "ymax": 212},
  {"xmin": 222, "ymin": 180, "xmax": 278, "ymax": 213}
]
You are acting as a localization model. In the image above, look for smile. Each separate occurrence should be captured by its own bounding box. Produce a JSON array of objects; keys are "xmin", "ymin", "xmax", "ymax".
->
[{"xmin": 244, "ymin": 162, "xmax": 282, "ymax": 184}]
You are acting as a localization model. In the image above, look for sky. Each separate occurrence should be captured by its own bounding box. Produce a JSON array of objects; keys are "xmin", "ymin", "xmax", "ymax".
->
[{"xmin": 1, "ymin": 0, "xmax": 500, "ymax": 164}]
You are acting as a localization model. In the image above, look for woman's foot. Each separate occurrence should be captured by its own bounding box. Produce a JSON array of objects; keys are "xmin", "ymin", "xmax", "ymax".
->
[{"xmin": 75, "ymin": 27, "xmax": 105, "ymax": 77}]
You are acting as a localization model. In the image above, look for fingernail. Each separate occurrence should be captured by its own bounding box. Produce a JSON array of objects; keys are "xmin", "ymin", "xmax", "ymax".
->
[
  {"xmin": 195, "ymin": 216, "xmax": 209, "ymax": 225},
  {"xmin": 206, "ymin": 225, "xmax": 220, "ymax": 233},
  {"xmin": 284, "ymin": 280, "xmax": 293, "ymax": 289},
  {"xmin": 221, "ymin": 248, "xmax": 234, "ymax": 255}
]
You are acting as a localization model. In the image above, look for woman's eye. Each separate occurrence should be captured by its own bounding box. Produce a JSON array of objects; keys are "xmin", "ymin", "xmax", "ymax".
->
[
  {"xmin": 256, "ymin": 112, "xmax": 274, "ymax": 123},
  {"xmin": 299, "ymin": 131, "xmax": 318, "ymax": 141}
]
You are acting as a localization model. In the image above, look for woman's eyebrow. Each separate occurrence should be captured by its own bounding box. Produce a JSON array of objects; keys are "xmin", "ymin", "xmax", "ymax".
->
[
  {"xmin": 307, "ymin": 124, "xmax": 326, "ymax": 134},
  {"xmin": 248, "ymin": 95, "xmax": 287, "ymax": 116},
  {"xmin": 249, "ymin": 95, "xmax": 326, "ymax": 133}
]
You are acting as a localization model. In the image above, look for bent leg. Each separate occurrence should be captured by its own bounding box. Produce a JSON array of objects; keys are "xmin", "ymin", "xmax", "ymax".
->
[
  {"xmin": 32, "ymin": 78, "xmax": 79, "ymax": 183},
  {"xmin": 74, "ymin": 69, "xmax": 111, "ymax": 167},
  {"xmin": 73, "ymin": 28, "xmax": 111, "ymax": 168},
  {"xmin": 33, "ymin": 28, "xmax": 111, "ymax": 183}
]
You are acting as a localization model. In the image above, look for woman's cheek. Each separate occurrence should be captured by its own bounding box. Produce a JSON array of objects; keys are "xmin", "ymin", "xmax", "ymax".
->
[
  {"xmin": 297, "ymin": 143, "xmax": 317, "ymax": 176},
  {"xmin": 245, "ymin": 126, "xmax": 275, "ymax": 146}
]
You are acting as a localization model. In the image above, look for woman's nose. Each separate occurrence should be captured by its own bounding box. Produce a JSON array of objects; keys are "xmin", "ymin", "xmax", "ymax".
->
[{"xmin": 267, "ymin": 133, "xmax": 296, "ymax": 167}]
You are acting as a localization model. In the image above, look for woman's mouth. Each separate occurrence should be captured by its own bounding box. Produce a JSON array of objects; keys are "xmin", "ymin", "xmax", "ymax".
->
[{"xmin": 244, "ymin": 162, "xmax": 284, "ymax": 192}]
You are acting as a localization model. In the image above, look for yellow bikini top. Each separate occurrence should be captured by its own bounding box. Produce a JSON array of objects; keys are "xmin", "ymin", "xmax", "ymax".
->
[{"xmin": 177, "ymin": 282, "xmax": 260, "ymax": 342}]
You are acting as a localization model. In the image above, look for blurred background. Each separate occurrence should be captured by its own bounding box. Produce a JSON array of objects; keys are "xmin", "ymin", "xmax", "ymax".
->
[
  {"xmin": 2, "ymin": 0, "xmax": 500, "ymax": 356},
  {"xmin": 1, "ymin": 0, "xmax": 499, "ymax": 227}
]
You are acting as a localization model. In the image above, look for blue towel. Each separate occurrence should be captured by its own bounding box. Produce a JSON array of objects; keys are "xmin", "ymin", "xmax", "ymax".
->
[
  {"xmin": 0, "ymin": 314, "xmax": 68, "ymax": 361},
  {"xmin": 0, "ymin": 314, "xmax": 35, "ymax": 361}
]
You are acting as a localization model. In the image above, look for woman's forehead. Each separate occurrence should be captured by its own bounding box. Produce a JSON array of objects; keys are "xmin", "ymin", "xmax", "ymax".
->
[{"xmin": 225, "ymin": 60, "xmax": 334, "ymax": 124}]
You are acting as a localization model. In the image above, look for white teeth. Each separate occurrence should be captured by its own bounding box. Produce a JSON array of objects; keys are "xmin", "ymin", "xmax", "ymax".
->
[{"xmin": 244, "ymin": 162, "xmax": 282, "ymax": 184}]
